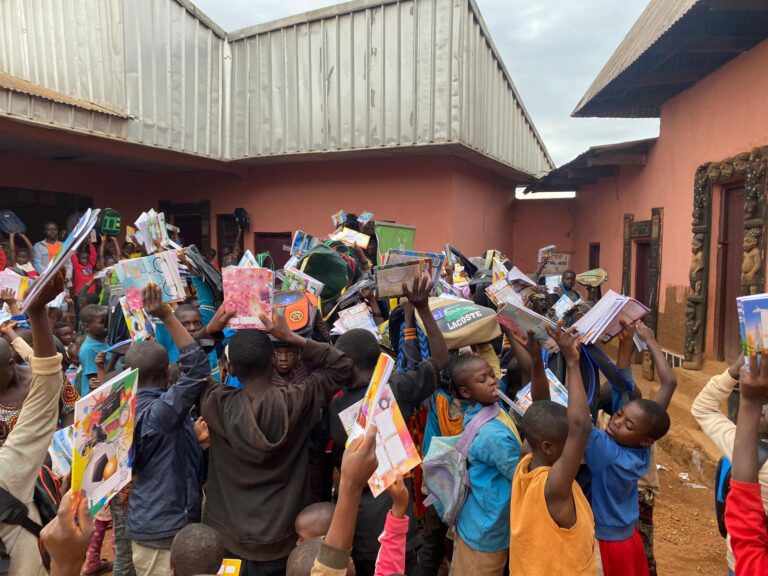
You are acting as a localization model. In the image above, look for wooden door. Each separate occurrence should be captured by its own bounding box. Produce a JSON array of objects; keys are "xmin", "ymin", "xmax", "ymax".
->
[
  {"xmin": 254, "ymin": 232, "xmax": 292, "ymax": 269},
  {"xmin": 716, "ymin": 187, "xmax": 745, "ymax": 362},
  {"xmin": 589, "ymin": 243, "xmax": 600, "ymax": 269},
  {"xmin": 634, "ymin": 241, "xmax": 651, "ymax": 306},
  {"xmin": 174, "ymin": 215, "xmax": 203, "ymax": 248}
]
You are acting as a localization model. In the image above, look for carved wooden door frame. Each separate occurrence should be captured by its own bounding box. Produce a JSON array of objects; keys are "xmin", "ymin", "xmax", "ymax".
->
[
  {"xmin": 621, "ymin": 208, "xmax": 663, "ymax": 334},
  {"xmin": 683, "ymin": 149, "xmax": 767, "ymax": 369}
]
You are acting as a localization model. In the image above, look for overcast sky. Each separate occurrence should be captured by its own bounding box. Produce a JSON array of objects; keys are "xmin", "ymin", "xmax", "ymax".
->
[{"xmin": 193, "ymin": 0, "xmax": 659, "ymax": 166}]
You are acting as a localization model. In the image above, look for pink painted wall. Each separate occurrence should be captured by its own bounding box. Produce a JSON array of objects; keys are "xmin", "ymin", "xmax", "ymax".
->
[
  {"xmin": 511, "ymin": 198, "xmax": 575, "ymax": 273},
  {"xmin": 524, "ymin": 38, "xmax": 768, "ymax": 355}
]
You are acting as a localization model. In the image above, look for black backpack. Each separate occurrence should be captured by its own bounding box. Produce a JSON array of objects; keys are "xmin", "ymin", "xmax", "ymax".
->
[
  {"xmin": 714, "ymin": 439, "xmax": 768, "ymax": 538},
  {"xmin": 0, "ymin": 466, "xmax": 62, "ymax": 572},
  {"xmin": 0, "ymin": 211, "xmax": 26, "ymax": 235}
]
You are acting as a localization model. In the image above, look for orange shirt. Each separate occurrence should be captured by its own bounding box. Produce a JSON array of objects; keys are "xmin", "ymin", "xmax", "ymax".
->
[
  {"xmin": 509, "ymin": 453, "xmax": 597, "ymax": 576},
  {"xmin": 45, "ymin": 241, "xmax": 61, "ymax": 263}
]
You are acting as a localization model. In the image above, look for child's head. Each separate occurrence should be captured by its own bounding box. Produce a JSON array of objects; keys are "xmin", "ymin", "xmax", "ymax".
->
[
  {"xmin": 607, "ymin": 399, "xmax": 670, "ymax": 447},
  {"xmin": 79, "ymin": 292, "xmax": 100, "ymax": 308},
  {"xmin": 335, "ymin": 329, "xmax": 380, "ymax": 376},
  {"xmin": 77, "ymin": 249, "xmax": 90, "ymax": 266},
  {"xmin": 226, "ymin": 329, "xmax": 275, "ymax": 383},
  {"xmin": 287, "ymin": 537, "xmax": 355, "ymax": 576},
  {"xmin": 53, "ymin": 322, "xmax": 75, "ymax": 346},
  {"xmin": 47, "ymin": 306, "xmax": 64, "ymax": 325},
  {"xmin": 452, "ymin": 354, "xmax": 499, "ymax": 405},
  {"xmin": 68, "ymin": 338, "xmax": 83, "ymax": 367},
  {"xmin": 43, "ymin": 221, "xmax": 59, "ymax": 242},
  {"xmin": 174, "ymin": 304, "xmax": 203, "ymax": 335},
  {"xmin": 274, "ymin": 344, "xmax": 301, "ymax": 377},
  {"xmin": 121, "ymin": 241, "xmax": 135, "ymax": 256},
  {"xmin": 561, "ymin": 269, "xmax": 577, "ymax": 291},
  {"xmin": 169, "ymin": 523, "xmax": 225, "ymax": 576},
  {"xmin": 522, "ymin": 401, "xmax": 568, "ymax": 464},
  {"xmin": 125, "ymin": 341, "xmax": 170, "ymax": 389},
  {"xmin": 79, "ymin": 305, "xmax": 108, "ymax": 339},
  {"xmin": 0, "ymin": 339, "xmax": 14, "ymax": 387},
  {"xmin": 104, "ymin": 254, "xmax": 117, "ymax": 268},
  {"xmin": 294, "ymin": 502, "xmax": 335, "ymax": 544},
  {"xmin": 15, "ymin": 247, "xmax": 30, "ymax": 265}
]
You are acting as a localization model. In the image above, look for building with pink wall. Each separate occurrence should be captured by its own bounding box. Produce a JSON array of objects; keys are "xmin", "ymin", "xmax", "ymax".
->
[
  {"xmin": 523, "ymin": 0, "xmax": 768, "ymax": 368},
  {"xmin": 0, "ymin": 0, "xmax": 552, "ymax": 266}
]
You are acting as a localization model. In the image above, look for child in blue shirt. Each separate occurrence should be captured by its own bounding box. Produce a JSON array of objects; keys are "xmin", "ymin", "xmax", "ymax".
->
[
  {"xmin": 451, "ymin": 354, "xmax": 521, "ymax": 576},
  {"xmin": 77, "ymin": 304, "xmax": 109, "ymax": 395},
  {"xmin": 585, "ymin": 321, "xmax": 676, "ymax": 576}
]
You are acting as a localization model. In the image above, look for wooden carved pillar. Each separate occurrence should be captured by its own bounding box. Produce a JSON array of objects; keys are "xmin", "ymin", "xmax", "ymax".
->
[
  {"xmin": 646, "ymin": 207, "xmax": 663, "ymax": 334},
  {"xmin": 742, "ymin": 149, "xmax": 767, "ymax": 295},
  {"xmin": 621, "ymin": 213, "xmax": 634, "ymax": 295},
  {"xmin": 683, "ymin": 165, "xmax": 712, "ymax": 369}
]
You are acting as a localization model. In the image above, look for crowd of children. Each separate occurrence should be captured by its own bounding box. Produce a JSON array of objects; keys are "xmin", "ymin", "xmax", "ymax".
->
[{"xmin": 0, "ymin": 212, "xmax": 766, "ymax": 576}]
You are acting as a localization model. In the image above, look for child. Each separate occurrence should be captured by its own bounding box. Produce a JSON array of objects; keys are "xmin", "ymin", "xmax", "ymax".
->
[
  {"xmin": 295, "ymin": 502, "xmax": 336, "ymax": 544},
  {"xmin": 200, "ymin": 309, "xmax": 353, "ymax": 574},
  {"xmin": 53, "ymin": 321, "xmax": 75, "ymax": 347},
  {"xmin": 0, "ymin": 270, "xmax": 66, "ymax": 574},
  {"xmin": 375, "ymin": 474, "xmax": 410, "ymax": 576},
  {"xmin": 77, "ymin": 304, "xmax": 109, "ymax": 393},
  {"xmin": 125, "ymin": 284, "xmax": 213, "ymax": 576},
  {"xmin": 725, "ymin": 352, "xmax": 768, "ymax": 573},
  {"xmin": 169, "ymin": 523, "xmax": 226, "ymax": 576},
  {"xmin": 450, "ymin": 354, "xmax": 522, "ymax": 576},
  {"xmin": 8, "ymin": 231, "xmax": 38, "ymax": 278},
  {"xmin": 585, "ymin": 321, "xmax": 676, "ymax": 576},
  {"xmin": 509, "ymin": 327, "xmax": 596, "ymax": 575},
  {"xmin": 691, "ymin": 352, "xmax": 768, "ymax": 575}
]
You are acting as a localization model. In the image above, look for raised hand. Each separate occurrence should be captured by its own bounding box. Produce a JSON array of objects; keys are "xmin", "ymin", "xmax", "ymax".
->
[
  {"xmin": 27, "ymin": 270, "xmax": 66, "ymax": 314},
  {"xmin": 40, "ymin": 491, "xmax": 93, "ymax": 576},
  {"xmin": 205, "ymin": 302, "xmax": 237, "ymax": 336},
  {"xmin": 387, "ymin": 472, "xmax": 410, "ymax": 519},
  {"xmin": 340, "ymin": 425, "xmax": 379, "ymax": 492},
  {"xmin": 634, "ymin": 321, "xmax": 655, "ymax": 343},
  {"xmin": 0, "ymin": 287, "xmax": 16, "ymax": 303},
  {"xmin": 402, "ymin": 274, "xmax": 433, "ymax": 309},
  {"xmin": 260, "ymin": 308, "xmax": 304, "ymax": 347},
  {"xmin": 547, "ymin": 325, "xmax": 581, "ymax": 364},
  {"xmin": 141, "ymin": 283, "xmax": 172, "ymax": 320},
  {"xmin": 741, "ymin": 352, "xmax": 768, "ymax": 402},
  {"xmin": 511, "ymin": 329, "xmax": 542, "ymax": 362}
]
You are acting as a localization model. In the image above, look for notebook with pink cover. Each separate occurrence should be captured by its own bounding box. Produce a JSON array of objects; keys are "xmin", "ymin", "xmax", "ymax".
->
[{"xmin": 223, "ymin": 267, "xmax": 274, "ymax": 330}]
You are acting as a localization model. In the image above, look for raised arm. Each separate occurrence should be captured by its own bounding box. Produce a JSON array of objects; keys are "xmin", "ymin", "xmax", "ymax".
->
[
  {"xmin": 514, "ymin": 329, "xmax": 548, "ymax": 402},
  {"xmin": 7, "ymin": 232, "xmax": 15, "ymax": 266},
  {"xmin": 407, "ymin": 275, "xmax": 449, "ymax": 370},
  {"xmin": 544, "ymin": 327, "xmax": 592, "ymax": 528},
  {"xmin": 97, "ymin": 235, "xmax": 107, "ymax": 270},
  {"xmin": 616, "ymin": 320, "xmax": 635, "ymax": 370},
  {"xmin": 0, "ymin": 271, "xmax": 64, "ymax": 501},
  {"xmin": 635, "ymin": 321, "xmax": 677, "ymax": 410},
  {"xmin": 732, "ymin": 353, "xmax": 767, "ymax": 483},
  {"xmin": 139, "ymin": 284, "xmax": 210, "ymax": 431}
]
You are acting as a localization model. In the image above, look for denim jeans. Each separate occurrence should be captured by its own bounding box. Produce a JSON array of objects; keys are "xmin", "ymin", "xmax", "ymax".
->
[{"xmin": 111, "ymin": 498, "xmax": 136, "ymax": 576}]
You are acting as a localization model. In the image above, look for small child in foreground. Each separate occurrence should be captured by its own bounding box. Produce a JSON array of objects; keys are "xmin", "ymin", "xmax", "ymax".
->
[
  {"xmin": 295, "ymin": 502, "xmax": 336, "ymax": 544},
  {"xmin": 725, "ymin": 352, "xmax": 768, "ymax": 574},
  {"xmin": 510, "ymin": 326, "xmax": 596, "ymax": 575},
  {"xmin": 169, "ymin": 523, "xmax": 227, "ymax": 576}
]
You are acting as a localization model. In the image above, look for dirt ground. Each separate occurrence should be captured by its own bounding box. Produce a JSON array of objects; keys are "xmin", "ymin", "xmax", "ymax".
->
[{"xmin": 652, "ymin": 440, "xmax": 727, "ymax": 575}]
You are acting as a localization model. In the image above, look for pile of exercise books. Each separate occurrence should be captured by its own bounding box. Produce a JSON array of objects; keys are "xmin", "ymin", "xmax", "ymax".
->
[
  {"xmin": 330, "ymin": 303, "xmax": 379, "ymax": 339},
  {"xmin": 496, "ymin": 301, "xmax": 559, "ymax": 352},
  {"xmin": 510, "ymin": 368, "xmax": 569, "ymax": 416},
  {"xmin": 134, "ymin": 210, "xmax": 170, "ymax": 254},
  {"xmin": 572, "ymin": 290, "xmax": 649, "ymax": 346}
]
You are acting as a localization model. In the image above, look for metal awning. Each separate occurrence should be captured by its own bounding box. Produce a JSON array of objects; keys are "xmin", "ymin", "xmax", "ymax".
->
[
  {"xmin": 524, "ymin": 138, "xmax": 657, "ymax": 193},
  {"xmin": 0, "ymin": 71, "xmax": 127, "ymax": 118}
]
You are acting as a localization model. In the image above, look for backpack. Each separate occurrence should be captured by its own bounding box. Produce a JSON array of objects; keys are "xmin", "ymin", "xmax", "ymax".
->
[
  {"xmin": 0, "ymin": 466, "xmax": 62, "ymax": 572},
  {"xmin": 0, "ymin": 210, "xmax": 26, "ymax": 235},
  {"xmin": 715, "ymin": 439, "xmax": 768, "ymax": 538},
  {"xmin": 97, "ymin": 208, "xmax": 122, "ymax": 237},
  {"xmin": 298, "ymin": 244, "xmax": 358, "ymax": 320},
  {"xmin": 414, "ymin": 298, "xmax": 501, "ymax": 351},
  {"xmin": 422, "ymin": 403, "xmax": 500, "ymax": 526}
]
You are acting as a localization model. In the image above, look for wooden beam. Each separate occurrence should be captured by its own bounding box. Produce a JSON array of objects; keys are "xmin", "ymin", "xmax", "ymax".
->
[
  {"xmin": 708, "ymin": 0, "xmax": 768, "ymax": 12},
  {"xmin": 660, "ymin": 35, "xmax": 762, "ymax": 54},
  {"xmin": 588, "ymin": 154, "xmax": 647, "ymax": 167}
]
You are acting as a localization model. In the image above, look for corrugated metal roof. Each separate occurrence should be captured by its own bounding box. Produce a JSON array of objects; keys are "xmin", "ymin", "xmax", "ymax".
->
[
  {"xmin": 573, "ymin": 0, "xmax": 768, "ymax": 118},
  {"xmin": 574, "ymin": 0, "xmax": 698, "ymax": 117},
  {"xmin": 0, "ymin": 0, "xmax": 552, "ymax": 177},
  {"xmin": 0, "ymin": 71, "xmax": 127, "ymax": 117}
]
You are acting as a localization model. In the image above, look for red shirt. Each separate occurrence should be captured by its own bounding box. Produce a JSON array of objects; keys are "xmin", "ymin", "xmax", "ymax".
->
[
  {"xmin": 726, "ymin": 479, "xmax": 768, "ymax": 575},
  {"xmin": 71, "ymin": 245, "xmax": 97, "ymax": 294}
]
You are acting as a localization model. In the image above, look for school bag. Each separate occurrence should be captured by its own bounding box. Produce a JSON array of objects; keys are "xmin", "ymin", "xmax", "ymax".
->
[
  {"xmin": 97, "ymin": 208, "xmax": 122, "ymax": 237},
  {"xmin": 0, "ymin": 210, "xmax": 26, "ymax": 235},
  {"xmin": 714, "ymin": 439, "xmax": 768, "ymax": 538},
  {"xmin": 0, "ymin": 465, "xmax": 62, "ymax": 572},
  {"xmin": 414, "ymin": 297, "xmax": 501, "ymax": 351},
  {"xmin": 298, "ymin": 244, "xmax": 360, "ymax": 320},
  {"xmin": 422, "ymin": 403, "xmax": 500, "ymax": 526}
]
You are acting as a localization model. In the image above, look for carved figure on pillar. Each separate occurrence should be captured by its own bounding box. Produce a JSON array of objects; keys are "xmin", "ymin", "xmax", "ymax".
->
[
  {"xmin": 742, "ymin": 229, "xmax": 763, "ymax": 295},
  {"xmin": 689, "ymin": 234, "xmax": 705, "ymax": 296}
]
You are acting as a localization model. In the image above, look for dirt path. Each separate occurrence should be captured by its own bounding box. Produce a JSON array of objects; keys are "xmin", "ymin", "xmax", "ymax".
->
[{"xmin": 653, "ymin": 436, "xmax": 727, "ymax": 575}]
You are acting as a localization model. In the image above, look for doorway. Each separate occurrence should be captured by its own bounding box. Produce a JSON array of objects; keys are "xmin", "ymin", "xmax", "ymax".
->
[
  {"xmin": 254, "ymin": 232, "xmax": 292, "ymax": 269},
  {"xmin": 174, "ymin": 215, "xmax": 203, "ymax": 249},
  {"xmin": 634, "ymin": 240, "xmax": 651, "ymax": 306},
  {"xmin": 589, "ymin": 243, "xmax": 600, "ymax": 269},
  {"xmin": 716, "ymin": 186, "xmax": 746, "ymax": 363},
  {"xmin": 159, "ymin": 200, "xmax": 210, "ymax": 252}
]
